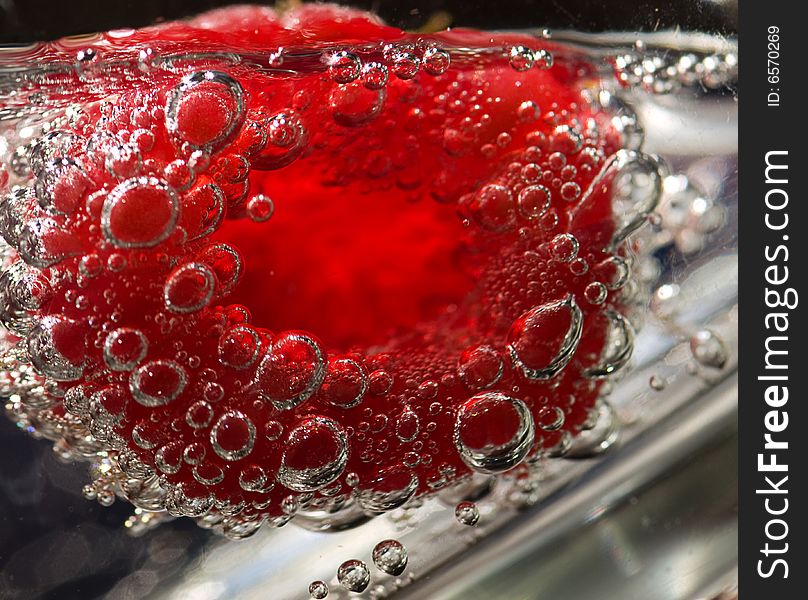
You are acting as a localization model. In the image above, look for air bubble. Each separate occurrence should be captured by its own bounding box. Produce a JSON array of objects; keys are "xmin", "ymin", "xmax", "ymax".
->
[
  {"xmin": 26, "ymin": 316, "xmax": 86, "ymax": 381},
  {"xmin": 239, "ymin": 465, "xmax": 271, "ymax": 492},
  {"xmin": 218, "ymin": 324, "xmax": 261, "ymax": 369},
  {"xmin": 468, "ymin": 184, "xmax": 516, "ymax": 232},
  {"xmin": 361, "ymin": 62, "xmax": 389, "ymax": 90},
  {"xmin": 164, "ymin": 262, "xmax": 216, "ymax": 314},
  {"xmin": 210, "ymin": 410, "xmax": 256, "ymax": 461},
  {"xmin": 186, "ymin": 401, "xmax": 214, "ymax": 429},
  {"xmin": 338, "ymin": 560, "xmax": 370, "ymax": 593},
  {"xmin": 690, "ymin": 329, "xmax": 728, "ymax": 369},
  {"xmin": 321, "ymin": 356, "xmax": 367, "ymax": 409},
  {"xmin": 453, "ymin": 392, "xmax": 534, "ymax": 474},
  {"xmin": 245, "ymin": 194, "xmax": 274, "ymax": 222},
  {"xmin": 507, "ymin": 295, "xmax": 583, "ymax": 380},
  {"xmin": 255, "ymin": 331, "xmax": 326, "ymax": 410},
  {"xmin": 102, "ymin": 177, "xmax": 179, "ymax": 248},
  {"xmin": 165, "ymin": 70, "xmax": 245, "ymax": 150},
  {"xmin": 103, "ymin": 327, "xmax": 148, "ymax": 371},
  {"xmin": 422, "ymin": 46, "xmax": 451, "ymax": 75},
  {"xmin": 330, "ymin": 83, "xmax": 386, "ymax": 127},
  {"xmin": 395, "ymin": 407, "xmax": 420, "ymax": 443},
  {"xmin": 372, "ymin": 539, "xmax": 408, "ymax": 576},
  {"xmin": 455, "ymin": 501, "xmax": 480, "ymax": 526},
  {"xmin": 309, "ymin": 581, "xmax": 329, "ymax": 599},
  {"xmin": 355, "ymin": 465, "xmax": 419, "ymax": 512},
  {"xmin": 585, "ymin": 310, "xmax": 635, "ymax": 378},
  {"xmin": 129, "ymin": 360, "xmax": 187, "ymax": 407},
  {"xmin": 277, "ymin": 416, "xmax": 348, "ymax": 492},
  {"xmin": 517, "ymin": 184, "xmax": 551, "ymax": 219},
  {"xmin": 390, "ymin": 51, "xmax": 420, "ymax": 79},
  {"xmin": 35, "ymin": 157, "xmax": 89, "ymax": 214},
  {"xmin": 584, "ymin": 282, "xmax": 608, "ymax": 305},
  {"xmin": 327, "ymin": 50, "xmax": 362, "ymax": 83},
  {"xmin": 253, "ymin": 112, "xmax": 307, "ymax": 170},
  {"xmin": 509, "ymin": 46, "xmax": 535, "ymax": 71},
  {"xmin": 457, "ymin": 345, "xmax": 503, "ymax": 391}
]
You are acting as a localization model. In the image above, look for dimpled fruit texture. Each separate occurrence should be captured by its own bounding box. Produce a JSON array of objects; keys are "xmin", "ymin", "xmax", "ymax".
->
[{"xmin": 0, "ymin": 4, "xmax": 647, "ymax": 538}]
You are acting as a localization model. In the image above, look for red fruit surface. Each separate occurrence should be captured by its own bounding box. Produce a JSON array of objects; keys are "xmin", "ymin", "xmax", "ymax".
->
[{"xmin": 0, "ymin": 4, "xmax": 638, "ymax": 536}]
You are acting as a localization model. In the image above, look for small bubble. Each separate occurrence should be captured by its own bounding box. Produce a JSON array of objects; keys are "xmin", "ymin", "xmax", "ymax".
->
[
  {"xmin": 422, "ymin": 46, "xmax": 451, "ymax": 75},
  {"xmin": 649, "ymin": 375, "xmax": 667, "ymax": 391},
  {"xmin": 361, "ymin": 62, "xmax": 389, "ymax": 90},
  {"xmin": 327, "ymin": 50, "xmax": 362, "ymax": 83},
  {"xmin": 455, "ymin": 501, "xmax": 480, "ymax": 526},
  {"xmin": 309, "ymin": 581, "xmax": 329, "ymax": 599},
  {"xmin": 338, "ymin": 559, "xmax": 371, "ymax": 593},
  {"xmin": 509, "ymin": 46, "xmax": 535, "ymax": 71},
  {"xmin": 246, "ymin": 194, "xmax": 274, "ymax": 222},
  {"xmin": 690, "ymin": 329, "xmax": 728, "ymax": 369},
  {"xmin": 372, "ymin": 539, "xmax": 408, "ymax": 576}
]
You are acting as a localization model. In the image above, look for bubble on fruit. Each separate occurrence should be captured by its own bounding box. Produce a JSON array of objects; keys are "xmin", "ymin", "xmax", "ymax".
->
[
  {"xmin": 468, "ymin": 184, "xmax": 516, "ymax": 232},
  {"xmin": 185, "ymin": 400, "xmax": 214, "ymax": 429},
  {"xmin": 101, "ymin": 177, "xmax": 179, "ymax": 248},
  {"xmin": 453, "ymin": 392, "xmax": 534, "ymax": 474},
  {"xmin": 517, "ymin": 184, "xmax": 551, "ymax": 218},
  {"xmin": 218, "ymin": 324, "xmax": 261, "ymax": 369},
  {"xmin": 355, "ymin": 464, "xmax": 419, "ymax": 512},
  {"xmin": 0, "ymin": 260, "xmax": 51, "ymax": 335},
  {"xmin": 360, "ymin": 61, "xmax": 389, "ymax": 90},
  {"xmin": 649, "ymin": 374, "xmax": 667, "ymax": 390},
  {"xmin": 129, "ymin": 360, "xmax": 187, "ymax": 407},
  {"xmin": 18, "ymin": 216, "xmax": 83, "ymax": 268},
  {"xmin": 550, "ymin": 233, "xmax": 579, "ymax": 263},
  {"xmin": 327, "ymin": 50, "xmax": 362, "ymax": 83},
  {"xmin": 537, "ymin": 406, "xmax": 565, "ymax": 432},
  {"xmin": 455, "ymin": 500, "xmax": 480, "ymax": 526},
  {"xmin": 309, "ymin": 580, "xmax": 329, "ymax": 599},
  {"xmin": 372, "ymin": 539, "xmax": 408, "ymax": 576},
  {"xmin": 338, "ymin": 559, "xmax": 370, "ymax": 593},
  {"xmin": 251, "ymin": 112, "xmax": 307, "ymax": 170},
  {"xmin": 165, "ymin": 70, "xmax": 245, "ymax": 150},
  {"xmin": 367, "ymin": 369, "xmax": 393, "ymax": 395},
  {"xmin": 193, "ymin": 462, "xmax": 224, "ymax": 486},
  {"xmin": 28, "ymin": 130, "xmax": 83, "ymax": 177},
  {"xmin": 394, "ymin": 406, "xmax": 420, "ymax": 443},
  {"xmin": 585, "ymin": 309, "xmax": 635, "ymax": 378},
  {"xmin": 690, "ymin": 329, "xmax": 728, "ymax": 369},
  {"xmin": 105, "ymin": 144, "xmax": 142, "ymax": 179},
  {"xmin": 26, "ymin": 316, "xmax": 86, "ymax": 381},
  {"xmin": 246, "ymin": 193, "xmax": 274, "ymax": 222},
  {"xmin": 507, "ymin": 295, "xmax": 583, "ymax": 380},
  {"xmin": 390, "ymin": 51, "xmax": 420, "ymax": 79},
  {"xmin": 584, "ymin": 282, "xmax": 608, "ymax": 305},
  {"xmin": 330, "ymin": 83, "xmax": 386, "ymax": 127},
  {"xmin": 210, "ymin": 410, "xmax": 256, "ymax": 461},
  {"xmin": 155, "ymin": 441, "xmax": 183, "ymax": 474},
  {"xmin": 181, "ymin": 183, "xmax": 225, "ymax": 241},
  {"xmin": 254, "ymin": 331, "xmax": 326, "ymax": 410},
  {"xmin": 595, "ymin": 256, "xmax": 630, "ymax": 290},
  {"xmin": 34, "ymin": 157, "xmax": 89, "ymax": 214},
  {"xmin": 164, "ymin": 262, "xmax": 217, "ymax": 313},
  {"xmin": 277, "ymin": 416, "xmax": 347, "ymax": 492},
  {"xmin": 103, "ymin": 327, "xmax": 148, "ymax": 371},
  {"xmin": 422, "ymin": 46, "xmax": 451, "ymax": 75},
  {"xmin": 534, "ymin": 48, "xmax": 554, "ymax": 69},
  {"xmin": 457, "ymin": 345, "xmax": 503, "ymax": 390},
  {"xmin": 321, "ymin": 356, "xmax": 367, "ymax": 409},
  {"xmin": 196, "ymin": 242, "xmax": 243, "ymax": 294},
  {"xmin": 239, "ymin": 465, "xmax": 271, "ymax": 492},
  {"xmin": 509, "ymin": 46, "xmax": 535, "ymax": 71}
]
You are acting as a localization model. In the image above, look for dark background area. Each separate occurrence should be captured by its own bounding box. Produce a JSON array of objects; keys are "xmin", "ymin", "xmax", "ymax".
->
[{"xmin": 0, "ymin": 0, "xmax": 737, "ymax": 44}]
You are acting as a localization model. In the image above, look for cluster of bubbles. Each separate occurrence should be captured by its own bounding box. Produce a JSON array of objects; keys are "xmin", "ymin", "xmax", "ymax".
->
[
  {"xmin": 306, "ymin": 539, "xmax": 408, "ymax": 597},
  {"xmin": 614, "ymin": 43, "xmax": 738, "ymax": 94}
]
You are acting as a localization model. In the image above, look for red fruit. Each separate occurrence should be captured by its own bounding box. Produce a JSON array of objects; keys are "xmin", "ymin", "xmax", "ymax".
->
[{"xmin": 0, "ymin": 5, "xmax": 654, "ymax": 538}]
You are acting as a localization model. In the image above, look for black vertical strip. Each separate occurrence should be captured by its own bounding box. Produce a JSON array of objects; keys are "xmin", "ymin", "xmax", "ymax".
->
[{"xmin": 739, "ymin": 2, "xmax": 806, "ymax": 597}]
